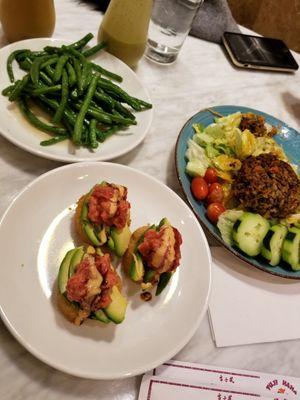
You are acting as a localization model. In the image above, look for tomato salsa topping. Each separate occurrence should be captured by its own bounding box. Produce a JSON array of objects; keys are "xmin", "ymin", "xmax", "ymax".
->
[{"xmin": 88, "ymin": 183, "xmax": 130, "ymax": 229}]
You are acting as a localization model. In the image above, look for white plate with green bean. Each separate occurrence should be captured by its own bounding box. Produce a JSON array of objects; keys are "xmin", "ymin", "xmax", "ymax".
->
[{"xmin": 0, "ymin": 35, "xmax": 153, "ymax": 162}]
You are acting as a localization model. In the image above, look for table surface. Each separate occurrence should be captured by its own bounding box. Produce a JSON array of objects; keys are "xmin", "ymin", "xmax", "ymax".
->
[{"xmin": 1, "ymin": 0, "xmax": 300, "ymax": 398}]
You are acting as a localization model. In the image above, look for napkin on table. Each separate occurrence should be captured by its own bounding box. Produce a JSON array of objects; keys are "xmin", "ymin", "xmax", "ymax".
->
[{"xmin": 209, "ymin": 247, "xmax": 300, "ymax": 347}]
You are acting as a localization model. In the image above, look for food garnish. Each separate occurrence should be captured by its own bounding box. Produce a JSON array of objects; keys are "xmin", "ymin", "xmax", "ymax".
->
[
  {"xmin": 75, "ymin": 181, "xmax": 131, "ymax": 257},
  {"xmin": 2, "ymin": 33, "xmax": 152, "ymax": 148},
  {"xmin": 122, "ymin": 218, "xmax": 183, "ymax": 297},
  {"xmin": 57, "ymin": 246, "xmax": 127, "ymax": 325}
]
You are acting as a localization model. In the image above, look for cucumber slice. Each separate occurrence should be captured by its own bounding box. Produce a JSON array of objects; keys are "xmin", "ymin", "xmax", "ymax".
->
[
  {"xmin": 92, "ymin": 309, "xmax": 111, "ymax": 324},
  {"xmin": 58, "ymin": 248, "xmax": 77, "ymax": 294},
  {"xmin": 261, "ymin": 224, "xmax": 287, "ymax": 266},
  {"xmin": 103, "ymin": 286, "xmax": 127, "ymax": 324},
  {"xmin": 282, "ymin": 227, "xmax": 300, "ymax": 271},
  {"xmin": 233, "ymin": 212, "xmax": 269, "ymax": 257},
  {"xmin": 69, "ymin": 246, "xmax": 85, "ymax": 277}
]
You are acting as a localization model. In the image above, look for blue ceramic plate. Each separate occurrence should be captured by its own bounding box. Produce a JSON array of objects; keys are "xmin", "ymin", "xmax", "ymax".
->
[{"xmin": 175, "ymin": 105, "xmax": 300, "ymax": 279}]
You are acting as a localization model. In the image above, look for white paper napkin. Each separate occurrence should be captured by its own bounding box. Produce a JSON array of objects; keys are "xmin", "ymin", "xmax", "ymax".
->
[
  {"xmin": 209, "ymin": 247, "xmax": 300, "ymax": 347},
  {"xmin": 138, "ymin": 359, "xmax": 300, "ymax": 399}
]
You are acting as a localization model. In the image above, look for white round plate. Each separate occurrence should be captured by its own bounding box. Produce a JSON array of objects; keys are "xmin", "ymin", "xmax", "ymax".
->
[
  {"xmin": 0, "ymin": 38, "xmax": 153, "ymax": 162},
  {"xmin": 0, "ymin": 162, "xmax": 211, "ymax": 379}
]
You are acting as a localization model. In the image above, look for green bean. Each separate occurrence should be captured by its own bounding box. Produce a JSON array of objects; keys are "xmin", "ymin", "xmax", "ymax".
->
[
  {"xmin": 98, "ymin": 78, "xmax": 141, "ymax": 110},
  {"xmin": 40, "ymin": 71, "xmax": 53, "ymax": 86},
  {"xmin": 2, "ymin": 85, "xmax": 14, "ymax": 96},
  {"xmin": 9, "ymin": 74, "xmax": 30, "ymax": 101},
  {"xmin": 73, "ymin": 102, "xmax": 112, "ymax": 124},
  {"xmin": 53, "ymin": 55, "xmax": 69, "ymax": 83},
  {"xmin": 72, "ymin": 57, "xmax": 82, "ymax": 92},
  {"xmin": 7, "ymin": 50, "xmax": 30, "ymax": 83},
  {"xmin": 82, "ymin": 62, "xmax": 94, "ymax": 91},
  {"xmin": 88, "ymin": 104, "xmax": 136, "ymax": 125},
  {"xmin": 17, "ymin": 98, "xmax": 67, "ymax": 135},
  {"xmin": 18, "ymin": 57, "xmax": 32, "ymax": 71},
  {"xmin": 45, "ymin": 65, "xmax": 55, "ymax": 79},
  {"xmin": 66, "ymin": 62, "xmax": 76, "ymax": 87},
  {"xmin": 96, "ymin": 126, "xmax": 119, "ymax": 143},
  {"xmin": 88, "ymin": 119, "xmax": 98, "ymax": 149},
  {"xmin": 41, "ymin": 56, "xmax": 59, "ymax": 69},
  {"xmin": 82, "ymin": 42, "xmax": 106, "ymax": 58},
  {"xmin": 114, "ymin": 102, "xmax": 136, "ymax": 120},
  {"xmin": 40, "ymin": 135, "xmax": 69, "ymax": 146},
  {"xmin": 131, "ymin": 97, "xmax": 153, "ymax": 110},
  {"xmin": 73, "ymin": 75, "xmax": 98, "ymax": 145},
  {"xmin": 53, "ymin": 69, "xmax": 69, "ymax": 124},
  {"xmin": 43, "ymin": 45, "xmax": 61, "ymax": 55},
  {"xmin": 70, "ymin": 33, "xmax": 94, "ymax": 50},
  {"xmin": 32, "ymin": 84, "xmax": 61, "ymax": 96},
  {"xmin": 43, "ymin": 34, "xmax": 94, "ymax": 56},
  {"xmin": 89, "ymin": 62, "xmax": 123, "ymax": 82},
  {"xmin": 79, "ymin": 58, "xmax": 89, "ymax": 93},
  {"xmin": 30, "ymin": 55, "xmax": 53, "ymax": 85},
  {"xmin": 94, "ymin": 90, "xmax": 114, "ymax": 111},
  {"xmin": 15, "ymin": 50, "xmax": 31, "ymax": 63}
]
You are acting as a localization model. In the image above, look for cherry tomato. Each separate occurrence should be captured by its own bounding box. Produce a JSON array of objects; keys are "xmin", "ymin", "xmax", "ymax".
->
[
  {"xmin": 207, "ymin": 202, "xmax": 226, "ymax": 224},
  {"xmin": 204, "ymin": 167, "xmax": 218, "ymax": 184},
  {"xmin": 207, "ymin": 182, "xmax": 224, "ymax": 204},
  {"xmin": 191, "ymin": 177, "xmax": 209, "ymax": 200}
]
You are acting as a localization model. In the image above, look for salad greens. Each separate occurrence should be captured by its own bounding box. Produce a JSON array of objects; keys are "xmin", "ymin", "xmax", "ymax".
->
[{"xmin": 185, "ymin": 111, "xmax": 287, "ymax": 183}]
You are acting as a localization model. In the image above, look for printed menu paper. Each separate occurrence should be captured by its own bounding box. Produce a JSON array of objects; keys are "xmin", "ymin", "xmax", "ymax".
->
[
  {"xmin": 138, "ymin": 360, "xmax": 299, "ymax": 400},
  {"xmin": 209, "ymin": 247, "xmax": 300, "ymax": 347}
]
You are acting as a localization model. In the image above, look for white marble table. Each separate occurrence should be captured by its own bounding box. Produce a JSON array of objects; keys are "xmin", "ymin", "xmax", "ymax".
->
[{"xmin": 0, "ymin": 0, "xmax": 300, "ymax": 398}]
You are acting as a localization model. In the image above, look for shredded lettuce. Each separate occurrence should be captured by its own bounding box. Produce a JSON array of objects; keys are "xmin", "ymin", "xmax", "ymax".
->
[
  {"xmin": 217, "ymin": 209, "xmax": 244, "ymax": 245},
  {"xmin": 185, "ymin": 139, "xmax": 210, "ymax": 177}
]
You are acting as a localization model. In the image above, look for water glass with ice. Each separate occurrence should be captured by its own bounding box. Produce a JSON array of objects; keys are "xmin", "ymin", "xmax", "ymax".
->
[{"xmin": 146, "ymin": 0, "xmax": 203, "ymax": 64}]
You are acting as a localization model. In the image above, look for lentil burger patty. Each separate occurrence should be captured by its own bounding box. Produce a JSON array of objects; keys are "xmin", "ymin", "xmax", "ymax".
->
[{"xmin": 232, "ymin": 153, "xmax": 300, "ymax": 218}]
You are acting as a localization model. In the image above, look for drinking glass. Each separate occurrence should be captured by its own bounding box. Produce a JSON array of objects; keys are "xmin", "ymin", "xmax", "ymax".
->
[{"xmin": 146, "ymin": 0, "xmax": 203, "ymax": 63}]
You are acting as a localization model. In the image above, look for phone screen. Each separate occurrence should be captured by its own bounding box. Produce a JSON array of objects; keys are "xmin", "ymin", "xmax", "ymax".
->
[{"xmin": 223, "ymin": 32, "xmax": 298, "ymax": 70}]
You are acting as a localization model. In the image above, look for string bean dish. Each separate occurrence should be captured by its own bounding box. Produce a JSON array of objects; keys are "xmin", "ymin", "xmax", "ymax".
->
[{"xmin": 2, "ymin": 33, "xmax": 152, "ymax": 149}]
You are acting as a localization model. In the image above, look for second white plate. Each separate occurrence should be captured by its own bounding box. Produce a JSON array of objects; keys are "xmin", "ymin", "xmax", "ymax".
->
[
  {"xmin": 0, "ymin": 38, "xmax": 153, "ymax": 162},
  {"xmin": 0, "ymin": 162, "xmax": 211, "ymax": 379}
]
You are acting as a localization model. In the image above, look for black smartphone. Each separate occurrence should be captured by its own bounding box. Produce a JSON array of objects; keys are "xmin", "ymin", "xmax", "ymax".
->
[{"xmin": 222, "ymin": 32, "xmax": 299, "ymax": 72}]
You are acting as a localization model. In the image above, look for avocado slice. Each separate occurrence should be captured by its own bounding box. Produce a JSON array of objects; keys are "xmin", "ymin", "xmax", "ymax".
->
[
  {"xmin": 68, "ymin": 246, "xmax": 84, "ymax": 277},
  {"xmin": 107, "ymin": 236, "xmax": 115, "ymax": 251},
  {"xmin": 83, "ymin": 223, "xmax": 102, "ymax": 246},
  {"xmin": 110, "ymin": 224, "xmax": 131, "ymax": 257},
  {"xmin": 58, "ymin": 248, "xmax": 77, "ymax": 294},
  {"xmin": 103, "ymin": 286, "xmax": 127, "ymax": 324},
  {"xmin": 158, "ymin": 217, "xmax": 170, "ymax": 229},
  {"xmin": 80, "ymin": 197, "xmax": 89, "ymax": 221},
  {"xmin": 97, "ymin": 225, "xmax": 107, "ymax": 245},
  {"xmin": 156, "ymin": 272, "xmax": 173, "ymax": 296},
  {"xmin": 92, "ymin": 309, "xmax": 111, "ymax": 324},
  {"xmin": 143, "ymin": 268, "xmax": 156, "ymax": 283},
  {"xmin": 129, "ymin": 253, "xmax": 145, "ymax": 282}
]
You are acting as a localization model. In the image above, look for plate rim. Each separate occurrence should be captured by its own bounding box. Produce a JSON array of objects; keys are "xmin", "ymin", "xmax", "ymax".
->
[
  {"xmin": 175, "ymin": 105, "xmax": 300, "ymax": 280},
  {"xmin": 0, "ymin": 38, "xmax": 153, "ymax": 163},
  {"xmin": 0, "ymin": 161, "xmax": 212, "ymax": 379}
]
